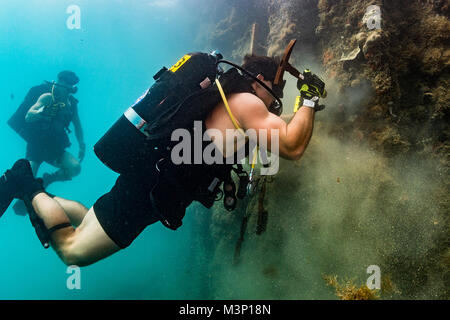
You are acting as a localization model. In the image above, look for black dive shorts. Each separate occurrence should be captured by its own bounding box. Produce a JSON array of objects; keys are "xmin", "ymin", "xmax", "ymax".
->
[
  {"xmin": 26, "ymin": 142, "xmax": 66, "ymax": 164},
  {"xmin": 93, "ymin": 173, "xmax": 161, "ymax": 248}
]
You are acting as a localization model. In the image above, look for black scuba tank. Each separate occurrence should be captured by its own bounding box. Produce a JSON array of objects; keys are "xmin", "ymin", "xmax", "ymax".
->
[
  {"xmin": 94, "ymin": 52, "xmax": 222, "ymax": 174},
  {"xmin": 7, "ymin": 84, "xmax": 51, "ymax": 142}
]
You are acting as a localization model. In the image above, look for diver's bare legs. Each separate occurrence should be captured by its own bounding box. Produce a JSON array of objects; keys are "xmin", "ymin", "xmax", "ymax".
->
[
  {"xmin": 12, "ymin": 158, "xmax": 83, "ymax": 216},
  {"xmin": 53, "ymin": 197, "xmax": 88, "ymax": 227},
  {"xmin": 44, "ymin": 151, "xmax": 81, "ymax": 187},
  {"xmin": 31, "ymin": 192, "xmax": 120, "ymax": 266},
  {"xmin": 27, "ymin": 152, "xmax": 81, "ymax": 187}
]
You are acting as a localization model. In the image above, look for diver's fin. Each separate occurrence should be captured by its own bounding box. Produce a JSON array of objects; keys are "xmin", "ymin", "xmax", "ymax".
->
[
  {"xmin": 0, "ymin": 159, "xmax": 32, "ymax": 217},
  {"xmin": 0, "ymin": 177, "xmax": 15, "ymax": 218},
  {"xmin": 13, "ymin": 177, "xmax": 52, "ymax": 216},
  {"xmin": 12, "ymin": 200, "xmax": 28, "ymax": 216},
  {"xmin": 0, "ymin": 159, "xmax": 44, "ymax": 218}
]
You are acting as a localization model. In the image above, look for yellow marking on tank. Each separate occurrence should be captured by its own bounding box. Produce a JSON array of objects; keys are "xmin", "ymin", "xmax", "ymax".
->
[{"xmin": 169, "ymin": 54, "xmax": 192, "ymax": 73}]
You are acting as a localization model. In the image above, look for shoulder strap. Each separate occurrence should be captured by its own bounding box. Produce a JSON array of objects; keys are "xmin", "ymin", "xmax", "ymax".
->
[{"xmin": 215, "ymin": 78, "xmax": 246, "ymax": 136}]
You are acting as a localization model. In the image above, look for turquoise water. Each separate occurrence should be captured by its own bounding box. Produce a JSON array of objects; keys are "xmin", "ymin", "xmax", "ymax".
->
[
  {"xmin": 2, "ymin": 1, "xmax": 447, "ymax": 301},
  {"xmin": 0, "ymin": 0, "xmax": 213, "ymax": 299}
]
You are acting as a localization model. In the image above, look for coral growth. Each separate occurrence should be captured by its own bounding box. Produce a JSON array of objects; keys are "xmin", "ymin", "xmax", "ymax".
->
[
  {"xmin": 317, "ymin": 0, "xmax": 449, "ymax": 161},
  {"xmin": 324, "ymin": 275, "xmax": 380, "ymax": 300},
  {"xmin": 324, "ymin": 274, "xmax": 401, "ymax": 300}
]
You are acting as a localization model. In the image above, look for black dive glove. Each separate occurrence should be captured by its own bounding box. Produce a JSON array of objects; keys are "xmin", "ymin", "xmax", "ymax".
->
[{"xmin": 294, "ymin": 70, "xmax": 327, "ymax": 112}]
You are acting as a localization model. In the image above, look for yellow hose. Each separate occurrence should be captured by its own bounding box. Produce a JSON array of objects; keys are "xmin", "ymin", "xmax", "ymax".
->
[
  {"xmin": 215, "ymin": 78, "xmax": 258, "ymax": 169},
  {"xmin": 215, "ymin": 78, "xmax": 246, "ymax": 136}
]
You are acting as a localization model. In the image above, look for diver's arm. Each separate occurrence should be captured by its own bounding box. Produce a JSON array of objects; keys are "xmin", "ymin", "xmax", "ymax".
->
[
  {"xmin": 25, "ymin": 94, "xmax": 52, "ymax": 123},
  {"xmin": 280, "ymin": 113, "xmax": 294, "ymax": 122},
  {"xmin": 72, "ymin": 112, "xmax": 84, "ymax": 147},
  {"xmin": 72, "ymin": 112, "xmax": 86, "ymax": 161},
  {"xmin": 236, "ymin": 94, "xmax": 315, "ymax": 161}
]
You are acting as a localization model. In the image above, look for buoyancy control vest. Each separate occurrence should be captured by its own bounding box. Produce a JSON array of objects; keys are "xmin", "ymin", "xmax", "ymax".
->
[
  {"xmin": 8, "ymin": 82, "xmax": 78, "ymax": 146},
  {"xmin": 94, "ymin": 52, "xmax": 257, "ymax": 229}
]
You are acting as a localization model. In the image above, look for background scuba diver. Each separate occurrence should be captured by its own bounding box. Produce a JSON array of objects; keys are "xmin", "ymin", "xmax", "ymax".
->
[
  {"xmin": 8, "ymin": 71, "xmax": 85, "ymax": 215},
  {"xmin": 0, "ymin": 54, "xmax": 325, "ymax": 267}
]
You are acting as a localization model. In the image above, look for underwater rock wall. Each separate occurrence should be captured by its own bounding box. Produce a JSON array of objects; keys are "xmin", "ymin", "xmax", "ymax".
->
[
  {"xmin": 317, "ymin": 0, "xmax": 449, "ymax": 160},
  {"xmin": 190, "ymin": 0, "xmax": 449, "ymax": 299},
  {"xmin": 194, "ymin": 0, "xmax": 319, "ymax": 59},
  {"xmin": 313, "ymin": 0, "xmax": 449, "ymax": 298},
  {"xmin": 192, "ymin": 0, "xmax": 270, "ymax": 59}
]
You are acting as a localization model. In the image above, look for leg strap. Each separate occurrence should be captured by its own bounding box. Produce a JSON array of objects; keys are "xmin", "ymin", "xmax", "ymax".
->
[
  {"xmin": 23, "ymin": 191, "xmax": 72, "ymax": 249},
  {"xmin": 47, "ymin": 223, "xmax": 72, "ymax": 235},
  {"xmin": 23, "ymin": 197, "xmax": 50, "ymax": 249}
]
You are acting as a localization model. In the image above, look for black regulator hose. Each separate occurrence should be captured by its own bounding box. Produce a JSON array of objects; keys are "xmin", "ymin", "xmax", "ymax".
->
[{"xmin": 216, "ymin": 60, "xmax": 283, "ymax": 115}]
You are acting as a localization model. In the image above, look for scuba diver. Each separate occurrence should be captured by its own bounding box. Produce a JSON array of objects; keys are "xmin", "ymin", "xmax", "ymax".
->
[
  {"xmin": 8, "ymin": 71, "xmax": 85, "ymax": 188},
  {"xmin": 0, "ymin": 45, "xmax": 326, "ymax": 267}
]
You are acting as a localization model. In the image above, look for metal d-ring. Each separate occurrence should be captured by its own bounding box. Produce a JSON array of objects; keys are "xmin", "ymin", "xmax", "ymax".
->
[{"xmin": 155, "ymin": 158, "xmax": 165, "ymax": 172}]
